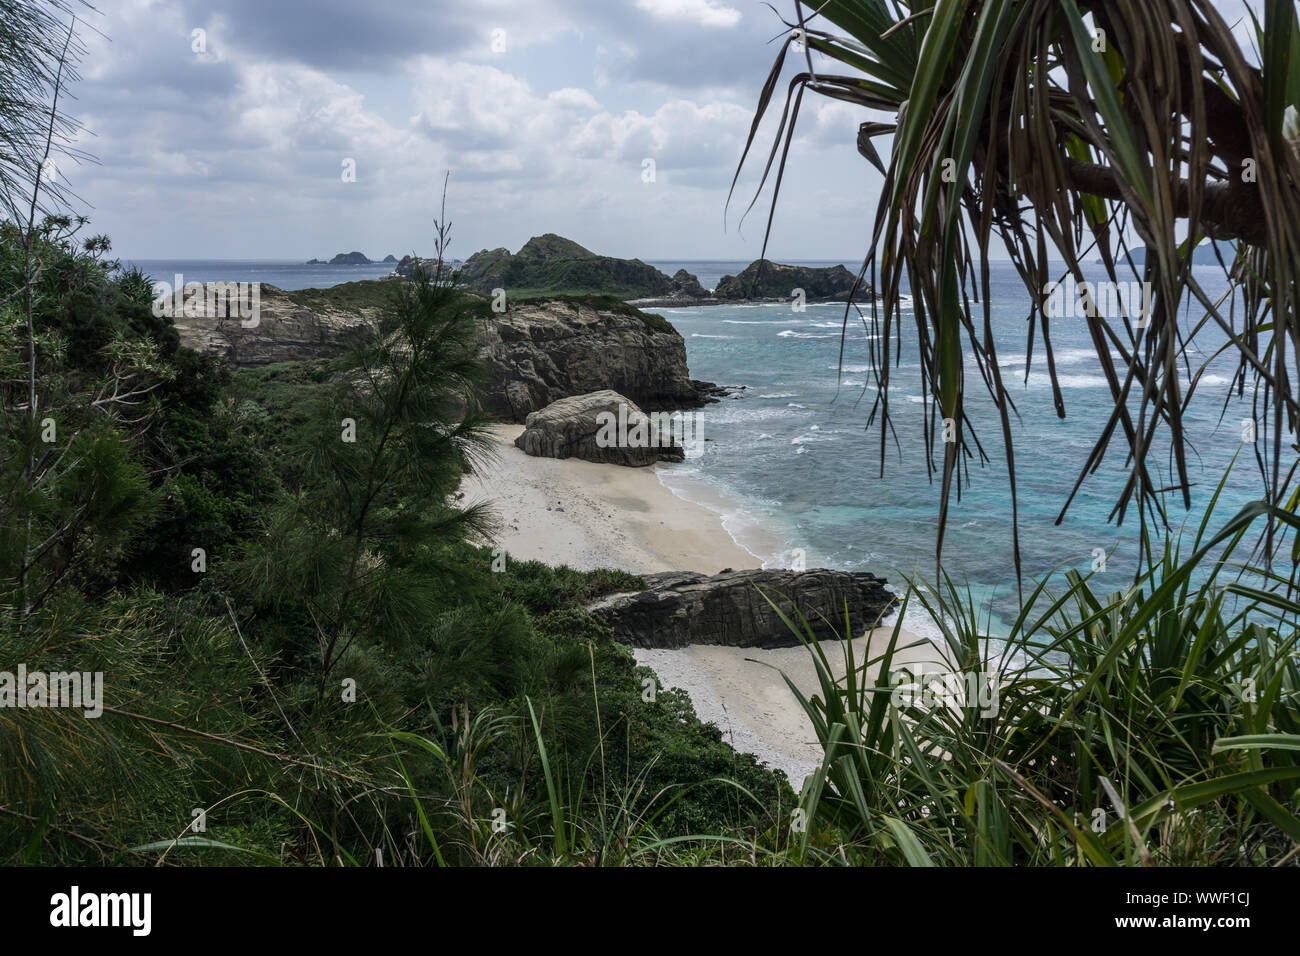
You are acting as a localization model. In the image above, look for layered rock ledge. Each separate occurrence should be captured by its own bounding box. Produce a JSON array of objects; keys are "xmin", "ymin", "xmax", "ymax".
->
[
  {"xmin": 169, "ymin": 284, "xmax": 733, "ymax": 422},
  {"xmin": 589, "ymin": 568, "xmax": 898, "ymax": 649},
  {"xmin": 169, "ymin": 283, "xmax": 378, "ymax": 366}
]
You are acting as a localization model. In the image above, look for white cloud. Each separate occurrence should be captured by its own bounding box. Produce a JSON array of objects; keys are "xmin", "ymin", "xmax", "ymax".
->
[{"xmin": 635, "ymin": 0, "xmax": 742, "ymax": 29}]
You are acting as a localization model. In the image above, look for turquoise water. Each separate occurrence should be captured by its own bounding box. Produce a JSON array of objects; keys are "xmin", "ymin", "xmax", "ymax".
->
[
  {"xmin": 129, "ymin": 257, "xmax": 1274, "ymax": 634},
  {"xmin": 648, "ymin": 261, "xmax": 1271, "ymax": 634}
]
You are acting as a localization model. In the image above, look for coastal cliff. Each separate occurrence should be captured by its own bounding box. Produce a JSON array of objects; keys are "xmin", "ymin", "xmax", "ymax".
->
[
  {"xmin": 476, "ymin": 296, "xmax": 723, "ymax": 421},
  {"xmin": 169, "ymin": 282, "xmax": 378, "ymax": 366},
  {"xmin": 169, "ymin": 283, "xmax": 726, "ymax": 422}
]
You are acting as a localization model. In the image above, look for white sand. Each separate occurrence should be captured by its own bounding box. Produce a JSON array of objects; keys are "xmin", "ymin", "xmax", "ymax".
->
[
  {"xmin": 460, "ymin": 424, "xmax": 759, "ymax": 575},
  {"xmin": 461, "ymin": 423, "xmax": 941, "ymax": 788}
]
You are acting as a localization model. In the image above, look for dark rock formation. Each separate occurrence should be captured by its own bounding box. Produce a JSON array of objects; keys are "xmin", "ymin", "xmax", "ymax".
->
[
  {"xmin": 458, "ymin": 234, "xmax": 679, "ymax": 299},
  {"xmin": 671, "ymin": 269, "xmax": 708, "ymax": 298},
  {"xmin": 306, "ymin": 258, "xmax": 325, "ymax": 264},
  {"xmin": 392, "ymin": 254, "xmax": 460, "ymax": 278},
  {"xmin": 382, "ymin": 254, "xmax": 398, "ymax": 263},
  {"xmin": 329, "ymin": 251, "xmax": 372, "ymax": 265},
  {"xmin": 714, "ymin": 260, "xmax": 860, "ymax": 301},
  {"xmin": 514, "ymin": 390, "xmax": 684, "ymax": 466},
  {"xmin": 588, "ymin": 568, "xmax": 898, "ymax": 649},
  {"xmin": 476, "ymin": 297, "xmax": 721, "ymax": 421}
]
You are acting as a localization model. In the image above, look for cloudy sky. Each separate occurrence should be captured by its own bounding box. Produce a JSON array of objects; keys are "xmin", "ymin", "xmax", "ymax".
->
[
  {"xmin": 60, "ymin": 0, "xmax": 888, "ymax": 262},
  {"xmin": 60, "ymin": 0, "xmax": 1261, "ymax": 263}
]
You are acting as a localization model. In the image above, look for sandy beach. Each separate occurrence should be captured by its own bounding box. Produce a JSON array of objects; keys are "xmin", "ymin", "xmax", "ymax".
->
[{"xmin": 461, "ymin": 423, "xmax": 941, "ymax": 787}]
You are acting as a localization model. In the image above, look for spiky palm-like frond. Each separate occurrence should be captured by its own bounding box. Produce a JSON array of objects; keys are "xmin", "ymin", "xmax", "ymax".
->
[
  {"xmin": 736, "ymin": 0, "xmax": 1300, "ymax": 574},
  {"xmin": 0, "ymin": 0, "xmax": 93, "ymax": 225}
]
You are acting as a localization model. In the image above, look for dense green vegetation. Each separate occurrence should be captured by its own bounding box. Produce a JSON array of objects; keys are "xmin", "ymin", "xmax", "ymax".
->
[{"xmin": 0, "ymin": 222, "xmax": 794, "ymax": 865}]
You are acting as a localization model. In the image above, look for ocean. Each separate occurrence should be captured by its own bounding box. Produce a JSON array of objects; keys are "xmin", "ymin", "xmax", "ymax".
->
[
  {"xmin": 648, "ymin": 260, "xmax": 1265, "ymax": 637},
  {"xmin": 126, "ymin": 257, "xmax": 1268, "ymax": 635}
]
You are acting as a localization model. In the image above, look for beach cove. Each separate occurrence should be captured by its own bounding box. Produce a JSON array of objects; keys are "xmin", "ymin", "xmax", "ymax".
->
[{"xmin": 461, "ymin": 423, "xmax": 945, "ymax": 786}]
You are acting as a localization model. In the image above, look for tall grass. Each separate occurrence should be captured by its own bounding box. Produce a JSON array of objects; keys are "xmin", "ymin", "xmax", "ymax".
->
[{"xmin": 773, "ymin": 498, "xmax": 1300, "ymax": 865}]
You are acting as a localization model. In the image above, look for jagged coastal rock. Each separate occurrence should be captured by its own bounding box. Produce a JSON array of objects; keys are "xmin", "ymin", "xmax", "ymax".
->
[
  {"xmin": 382, "ymin": 254, "xmax": 398, "ymax": 263},
  {"xmin": 392, "ymin": 254, "xmax": 460, "ymax": 278},
  {"xmin": 168, "ymin": 283, "xmax": 377, "ymax": 366},
  {"xmin": 713, "ymin": 260, "xmax": 860, "ymax": 301},
  {"xmin": 476, "ymin": 297, "xmax": 721, "ymax": 421},
  {"xmin": 671, "ymin": 269, "xmax": 708, "ymax": 298},
  {"xmin": 588, "ymin": 568, "xmax": 899, "ymax": 649},
  {"xmin": 329, "ymin": 251, "xmax": 372, "ymax": 265},
  {"xmin": 514, "ymin": 389, "xmax": 685, "ymax": 466}
]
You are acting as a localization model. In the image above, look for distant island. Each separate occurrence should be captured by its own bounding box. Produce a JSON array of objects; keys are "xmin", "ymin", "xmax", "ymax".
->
[
  {"xmin": 299, "ymin": 234, "xmax": 866, "ymax": 304},
  {"xmin": 1095, "ymin": 239, "xmax": 1236, "ymax": 267},
  {"xmin": 454, "ymin": 233, "xmax": 866, "ymax": 304},
  {"xmin": 306, "ymin": 251, "xmax": 375, "ymax": 265}
]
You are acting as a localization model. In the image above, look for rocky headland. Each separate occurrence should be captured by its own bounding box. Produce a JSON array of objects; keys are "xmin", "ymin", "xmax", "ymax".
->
[{"xmin": 168, "ymin": 281, "xmax": 732, "ymax": 422}]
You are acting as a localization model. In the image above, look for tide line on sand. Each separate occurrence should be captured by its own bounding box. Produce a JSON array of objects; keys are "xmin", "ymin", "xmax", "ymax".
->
[{"xmin": 459, "ymin": 423, "xmax": 940, "ymax": 787}]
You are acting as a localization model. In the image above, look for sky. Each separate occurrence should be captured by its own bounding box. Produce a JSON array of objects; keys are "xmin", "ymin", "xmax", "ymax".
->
[
  {"xmin": 56, "ymin": 0, "xmax": 1261, "ymax": 263},
  {"xmin": 58, "ymin": 0, "xmax": 886, "ymax": 262}
]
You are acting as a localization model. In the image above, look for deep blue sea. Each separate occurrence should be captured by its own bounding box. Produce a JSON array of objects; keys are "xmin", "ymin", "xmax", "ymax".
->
[
  {"xmin": 120, "ymin": 259, "xmax": 397, "ymax": 290},
  {"xmin": 126, "ymin": 257, "xmax": 1273, "ymax": 635}
]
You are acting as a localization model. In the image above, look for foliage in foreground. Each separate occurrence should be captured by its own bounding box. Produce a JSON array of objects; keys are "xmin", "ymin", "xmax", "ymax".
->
[
  {"xmin": 736, "ymin": 0, "xmax": 1300, "ymax": 574},
  {"xmin": 776, "ymin": 494, "xmax": 1300, "ymax": 865},
  {"xmin": 0, "ymin": 223, "xmax": 792, "ymax": 866}
]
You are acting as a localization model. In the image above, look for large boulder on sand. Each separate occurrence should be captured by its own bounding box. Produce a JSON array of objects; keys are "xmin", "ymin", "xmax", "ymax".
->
[{"xmin": 514, "ymin": 389, "xmax": 686, "ymax": 467}]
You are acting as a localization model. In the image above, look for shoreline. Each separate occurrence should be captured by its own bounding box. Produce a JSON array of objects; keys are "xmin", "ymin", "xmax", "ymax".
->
[
  {"xmin": 626, "ymin": 295, "xmax": 859, "ymax": 310},
  {"xmin": 460, "ymin": 424, "xmax": 762, "ymax": 575},
  {"xmin": 461, "ymin": 423, "xmax": 940, "ymax": 787}
]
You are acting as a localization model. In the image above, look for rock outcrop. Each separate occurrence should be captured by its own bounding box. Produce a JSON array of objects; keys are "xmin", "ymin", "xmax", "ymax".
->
[
  {"xmin": 714, "ymin": 260, "xmax": 860, "ymax": 301},
  {"xmin": 671, "ymin": 269, "xmax": 708, "ymax": 298},
  {"xmin": 329, "ymin": 251, "xmax": 372, "ymax": 265},
  {"xmin": 588, "ymin": 568, "xmax": 898, "ymax": 649},
  {"xmin": 168, "ymin": 283, "xmax": 377, "ymax": 366},
  {"xmin": 459, "ymin": 234, "xmax": 683, "ymax": 299},
  {"xmin": 392, "ymin": 255, "xmax": 460, "ymax": 278},
  {"xmin": 167, "ymin": 281, "xmax": 732, "ymax": 415},
  {"xmin": 514, "ymin": 390, "xmax": 684, "ymax": 466},
  {"xmin": 382, "ymin": 254, "xmax": 398, "ymax": 263},
  {"xmin": 476, "ymin": 297, "xmax": 721, "ymax": 421}
]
